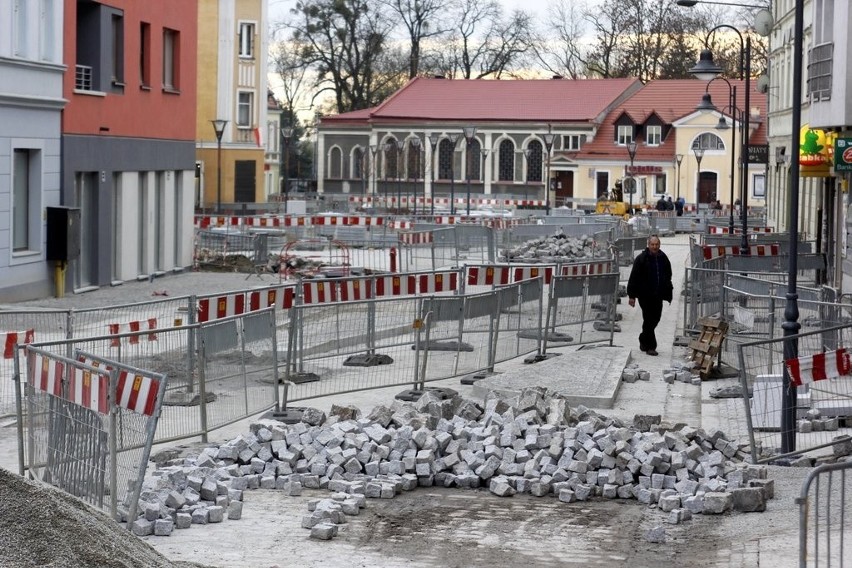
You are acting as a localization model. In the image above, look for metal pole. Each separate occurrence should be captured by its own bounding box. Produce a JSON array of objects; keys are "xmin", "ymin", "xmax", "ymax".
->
[
  {"xmin": 781, "ymin": 0, "xmax": 804, "ymax": 455},
  {"xmin": 216, "ymin": 138, "xmax": 222, "ymax": 214},
  {"xmin": 729, "ymin": 86, "xmax": 737, "ymax": 234},
  {"xmin": 740, "ymin": 36, "xmax": 751, "ymax": 253},
  {"xmin": 466, "ymin": 139, "xmax": 472, "ymax": 215}
]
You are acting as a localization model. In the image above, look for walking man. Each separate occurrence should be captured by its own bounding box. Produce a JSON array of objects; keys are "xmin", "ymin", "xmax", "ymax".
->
[{"xmin": 627, "ymin": 235, "xmax": 673, "ymax": 356}]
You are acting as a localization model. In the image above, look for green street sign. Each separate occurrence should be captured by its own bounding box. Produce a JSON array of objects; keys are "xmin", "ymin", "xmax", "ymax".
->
[{"xmin": 835, "ymin": 137, "xmax": 852, "ymax": 172}]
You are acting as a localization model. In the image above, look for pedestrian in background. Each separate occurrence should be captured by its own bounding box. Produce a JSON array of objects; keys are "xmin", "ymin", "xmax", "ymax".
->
[{"xmin": 627, "ymin": 235, "xmax": 673, "ymax": 356}]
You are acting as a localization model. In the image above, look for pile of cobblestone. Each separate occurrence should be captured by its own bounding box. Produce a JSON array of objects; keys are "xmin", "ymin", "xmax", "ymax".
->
[
  {"xmin": 500, "ymin": 233, "xmax": 604, "ymax": 263},
  {"xmin": 132, "ymin": 387, "xmax": 774, "ymax": 539}
]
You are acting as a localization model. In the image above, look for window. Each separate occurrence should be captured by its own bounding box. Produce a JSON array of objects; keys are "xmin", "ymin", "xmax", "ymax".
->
[
  {"xmin": 163, "ymin": 28, "xmax": 179, "ymax": 90},
  {"xmin": 237, "ymin": 91, "xmax": 254, "ymax": 127},
  {"xmin": 329, "ymin": 147, "xmax": 342, "ymax": 178},
  {"xmin": 13, "ymin": 149, "xmax": 41, "ymax": 253},
  {"xmin": 111, "ymin": 14, "xmax": 124, "ymax": 85},
  {"xmin": 691, "ymin": 132, "xmax": 725, "ymax": 151},
  {"xmin": 353, "ymin": 148, "xmax": 364, "ymax": 179},
  {"xmin": 139, "ymin": 22, "xmax": 151, "ymax": 87},
  {"xmin": 654, "ymin": 173, "xmax": 667, "ymax": 195},
  {"xmin": 14, "ymin": 0, "xmax": 28, "ymax": 56},
  {"xmin": 386, "ymin": 139, "xmax": 400, "ymax": 179},
  {"xmin": 467, "ymin": 139, "xmax": 482, "ymax": 180},
  {"xmin": 562, "ymin": 135, "xmax": 583, "ymax": 151},
  {"xmin": 498, "ymin": 139, "xmax": 515, "ymax": 181},
  {"xmin": 40, "ymin": 0, "xmax": 57, "ymax": 62},
  {"xmin": 646, "ymin": 125, "xmax": 662, "ymax": 146},
  {"xmin": 239, "ymin": 22, "xmax": 255, "ymax": 58},
  {"xmin": 753, "ymin": 173, "xmax": 766, "ymax": 198},
  {"xmin": 407, "ymin": 140, "xmax": 422, "ymax": 179},
  {"xmin": 617, "ymin": 125, "xmax": 634, "ymax": 146},
  {"xmin": 814, "ymin": 0, "xmax": 834, "ymax": 45},
  {"xmin": 526, "ymin": 141, "xmax": 543, "ymax": 182},
  {"xmin": 438, "ymin": 139, "xmax": 455, "ymax": 179}
]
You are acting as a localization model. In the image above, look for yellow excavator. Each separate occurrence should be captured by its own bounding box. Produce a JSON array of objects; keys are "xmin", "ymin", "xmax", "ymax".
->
[{"xmin": 595, "ymin": 177, "xmax": 634, "ymax": 218}]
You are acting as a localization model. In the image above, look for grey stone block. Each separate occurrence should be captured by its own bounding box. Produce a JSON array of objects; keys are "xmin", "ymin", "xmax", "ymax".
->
[
  {"xmin": 175, "ymin": 512, "xmax": 193, "ymax": 529},
  {"xmin": 310, "ymin": 522, "xmax": 339, "ymax": 540},
  {"xmin": 703, "ymin": 492, "xmax": 732, "ymax": 514},
  {"xmin": 645, "ymin": 526, "xmax": 667, "ymax": 543},
  {"xmin": 731, "ymin": 487, "xmax": 766, "ymax": 512},
  {"xmin": 207, "ymin": 506, "xmax": 225, "ymax": 523},
  {"xmin": 131, "ymin": 518, "xmax": 154, "ymax": 536},
  {"xmin": 227, "ymin": 500, "xmax": 243, "ymax": 520}
]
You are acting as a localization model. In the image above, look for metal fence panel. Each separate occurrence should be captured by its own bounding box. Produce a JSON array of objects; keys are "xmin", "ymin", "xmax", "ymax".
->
[{"xmin": 798, "ymin": 461, "xmax": 852, "ymax": 567}]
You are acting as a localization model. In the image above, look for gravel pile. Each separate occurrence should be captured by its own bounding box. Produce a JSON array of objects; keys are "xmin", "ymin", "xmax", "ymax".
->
[
  {"xmin": 500, "ymin": 233, "xmax": 604, "ymax": 263},
  {"xmin": 137, "ymin": 387, "xmax": 774, "ymax": 540},
  {"xmin": 0, "ymin": 468, "xmax": 206, "ymax": 568}
]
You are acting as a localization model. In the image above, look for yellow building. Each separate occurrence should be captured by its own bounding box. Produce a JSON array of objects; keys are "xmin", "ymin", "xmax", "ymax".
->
[{"xmin": 196, "ymin": 0, "xmax": 269, "ymax": 212}]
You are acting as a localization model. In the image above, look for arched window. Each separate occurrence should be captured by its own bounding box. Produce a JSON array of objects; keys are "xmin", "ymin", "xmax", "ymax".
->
[
  {"xmin": 498, "ymin": 139, "xmax": 515, "ymax": 181},
  {"xmin": 353, "ymin": 147, "xmax": 364, "ymax": 179},
  {"xmin": 467, "ymin": 139, "xmax": 482, "ymax": 180},
  {"xmin": 329, "ymin": 147, "xmax": 343, "ymax": 179},
  {"xmin": 407, "ymin": 140, "xmax": 421, "ymax": 179},
  {"xmin": 691, "ymin": 132, "xmax": 725, "ymax": 151},
  {"xmin": 526, "ymin": 140, "xmax": 543, "ymax": 182},
  {"xmin": 438, "ymin": 139, "xmax": 456, "ymax": 180},
  {"xmin": 384, "ymin": 138, "xmax": 398, "ymax": 179}
]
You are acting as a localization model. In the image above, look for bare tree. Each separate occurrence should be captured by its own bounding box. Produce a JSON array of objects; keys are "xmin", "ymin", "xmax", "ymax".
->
[
  {"xmin": 381, "ymin": 0, "xmax": 450, "ymax": 78},
  {"xmin": 287, "ymin": 0, "xmax": 406, "ymax": 113},
  {"xmin": 535, "ymin": 0, "xmax": 588, "ymax": 79}
]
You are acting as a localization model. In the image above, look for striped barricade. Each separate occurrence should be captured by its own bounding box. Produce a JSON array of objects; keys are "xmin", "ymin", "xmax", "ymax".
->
[
  {"xmin": 466, "ymin": 265, "xmax": 513, "ymax": 287},
  {"xmin": 750, "ymin": 244, "xmax": 780, "ymax": 256},
  {"xmin": 197, "ymin": 293, "xmax": 246, "ymax": 323},
  {"xmin": 301, "ymin": 281, "xmax": 337, "ymax": 305},
  {"xmin": 337, "ymin": 278, "xmax": 372, "ymax": 302},
  {"xmin": 3, "ymin": 329, "xmax": 34, "ymax": 358},
  {"xmin": 561, "ymin": 261, "xmax": 616, "ymax": 276},
  {"xmin": 107, "ymin": 319, "xmax": 158, "ymax": 347},
  {"xmin": 419, "ymin": 271, "xmax": 459, "ymax": 293},
  {"xmin": 785, "ymin": 348, "xmax": 852, "ymax": 388},
  {"xmin": 399, "ymin": 231, "xmax": 433, "ymax": 245},
  {"xmin": 194, "ymin": 215, "xmax": 241, "ymax": 229},
  {"xmin": 390, "ymin": 220, "xmax": 413, "ymax": 230},
  {"xmin": 242, "ymin": 216, "xmax": 282, "ymax": 229},
  {"xmin": 702, "ymin": 245, "xmax": 740, "ymax": 260},
  {"xmin": 77, "ymin": 354, "xmax": 160, "ymax": 416},
  {"xmin": 513, "ymin": 265, "xmax": 554, "ymax": 285},
  {"xmin": 28, "ymin": 351, "xmax": 64, "ymax": 397},
  {"xmin": 375, "ymin": 274, "xmax": 417, "ymax": 297}
]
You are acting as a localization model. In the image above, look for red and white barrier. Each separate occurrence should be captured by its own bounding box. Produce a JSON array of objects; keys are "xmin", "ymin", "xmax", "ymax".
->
[
  {"xmin": 337, "ymin": 278, "xmax": 371, "ymax": 302},
  {"xmin": 561, "ymin": 262, "xmax": 615, "ymax": 276},
  {"xmin": 466, "ymin": 266, "xmax": 513, "ymax": 287},
  {"xmin": 67, "ymin": 366, "xmax": 110, "ymax": 414},
  {"xmin": 513, "ymin": 266, "xmax": 554, "ymax": 284},
  {"xmin": 390, "ymin": 220, "xmax": 413, "ymax": 230},
  {"xmin": 28, "ymin": 352, "xmax": 63, "ymax": 397},
  {"xmin": 375, "ymin": 274, "xmax": 417, "ymax": 297},
  {"xmin": 78, "ymin": 355, "xmax": 160, "ymax": 416},
  {"xmin": 107, "ymin": 319, "xmax": 158, "ymax": 347},
  {"xmin": 419, "ymin": 271, "xmax": 458, "ymax": 293},
  {"xmin": 702, "ymin": 245, "xmax": 740, "ymax": 260},
  {"xmin": 3, "ymin": 329, "xmax": 34, "ymax": 359},
  {"xmin": 197, "ymin": 293, "xmax": 246, "ymax": 323},
  {"xmin": 785, "ymin": 348, "xmax": 852, "ymax": 387},
  {"xmin": 750, "ymin": 244, "xmax": 780, "ymax": 256},
  {"xmin": 399, "ymin": 231, "xmax": 433, "ymax": 245},
  {"xmin": 302, "ymin": 281, "xmax": 337, "ymax": 305}
]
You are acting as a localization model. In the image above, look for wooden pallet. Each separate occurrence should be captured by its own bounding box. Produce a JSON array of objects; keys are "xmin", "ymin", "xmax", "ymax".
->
[{"xmin": 689, "ymin": 317, "xmax": 729, "ymax": 379}]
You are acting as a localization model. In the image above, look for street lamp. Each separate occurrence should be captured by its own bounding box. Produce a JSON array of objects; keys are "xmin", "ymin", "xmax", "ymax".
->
[
  {"xmin": 369, "ymin": 144, "xmax": 378, "ymax": 198},
  {"xmin": 693, "ymin": 146, "xmax": 705, "ymax": 209},
  {"xmin": 447, "ymin": 133, "xmax": 461, "ymax": 215},
  {"xmin": 543, "ymin": 129, "xmax": 555, "ymax": 214},
  {"xmin": 410, "ymin": 137, "xmax": 421, "ymax": 214},
  {"xmin": 675, "ymin": 0, "xmax": 765, "ymax": 6},
  {"xmin": 695, "ymin": 80, "xmax": 740, "ymax": 233},
  {"xmin": 480, "ymin": 148, "xmax": 490, "ymax": 199},
  {"xmin": 211, "ymin": 119, "xmax": 228, "ymax": 213},
  {"xmin": 396, "ymin": 139, "xmax": 405, "ymax": 213},
  {"xmin": 427, "ymin": 133, "xmax": 440, "ymax": 215},
  {"xmin": 280, "ymin": 126, "xmax": 293, "ymax": 214},
  {"xmin": 462, "ymin": 126, "xmax": 477, "ymax": 215},
  {"xmin": 675, "ymin": 153, "xmax": 684, "ymax": 203},
  {"xmin": 626, "ymin": 141, "xmax": 638, "ymax": 214}
]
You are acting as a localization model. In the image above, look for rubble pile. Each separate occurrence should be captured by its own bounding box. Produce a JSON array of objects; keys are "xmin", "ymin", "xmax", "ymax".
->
[
  {"xmin": 500, "ymin": 233, "xmax": 604, "ymax": 263},
  {"xmin": 132, "ymin": 388, "xmax": 775, "ymax": 539}
]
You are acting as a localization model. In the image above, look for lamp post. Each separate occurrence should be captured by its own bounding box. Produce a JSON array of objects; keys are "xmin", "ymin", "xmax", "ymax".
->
[
  {"xmin": 410, "ymin": 138, "xmax": 421, "ymax": 214},
  {"xmin": 462, "ymin": 126, "xmax": 477, "ymax": 215},
  {"xmin": 626, "ymin": 141, "xmax": 638, "ymax": 214},
  {"xmin": 480, "ymin": 148, "xmax": 490, "ymax": 199},
  {"xmin": 280, "ymin": 126, "xmax": 293, "ymax": 214},
  {"xmin": 675, "ymin": 153, "xmax": 684, "ymax": 202},
  {"xmin": 543, "ymin": 129, "xmax": 555, "ymax": 214},
  {"xmin": 693, "ymin": 146, "xmax": 705, "ymax": 208},
  {"xmin": 695, "ymin": 80, "xmax": 740, "ymax": 233},
  {"xmin": 427, "ymin": 133, "xmax": 440, "ymax": 215},
  {"xmin": 211, "ymin": 119, "xmax": 228, "ymax": 213},
  {"xmin": 448, "ymin": 133, "xmax": 461, "ymax": 215},
  {"xmin": 522, "ymin": 148, "xmax": 532, "ymax": 201},
  {"xmin": 369, "ymin": 144, "xmax": 378, "ymax": 198}
]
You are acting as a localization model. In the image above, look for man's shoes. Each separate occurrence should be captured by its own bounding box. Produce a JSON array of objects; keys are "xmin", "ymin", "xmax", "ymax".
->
[
  {"xmin": 639, "ymin": 344, "xmax": 647, "ymax": 352},
  {"xmin": 646, "ymin": 349, "xmax": 658, "ymax": 356}
]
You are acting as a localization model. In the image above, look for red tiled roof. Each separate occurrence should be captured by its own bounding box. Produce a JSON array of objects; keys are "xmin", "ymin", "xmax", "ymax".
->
[
  {"xmin": 322, "ymin": 76, "xmax": 643, "ymax": 124},
  {"xmin": 576, "ymin": 79, "xmax": 767, "ymax": 161}
]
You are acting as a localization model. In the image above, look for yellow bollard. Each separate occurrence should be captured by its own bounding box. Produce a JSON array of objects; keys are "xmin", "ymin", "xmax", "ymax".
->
[{"xmin": 54, "ymin": 261, "xmax": 66, "ymax": 298}]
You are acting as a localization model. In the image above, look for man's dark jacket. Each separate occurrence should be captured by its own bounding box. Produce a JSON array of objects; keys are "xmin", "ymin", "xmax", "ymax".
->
[{"xmin": 627, "ymin": 249, "xmax": 673, "ymax": 302}]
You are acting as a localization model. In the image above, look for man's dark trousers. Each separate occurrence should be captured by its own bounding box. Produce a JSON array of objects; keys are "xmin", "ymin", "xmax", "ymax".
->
[{"xmin": 638, "ymin": 296, "xmax": 664, "ymax": 350}]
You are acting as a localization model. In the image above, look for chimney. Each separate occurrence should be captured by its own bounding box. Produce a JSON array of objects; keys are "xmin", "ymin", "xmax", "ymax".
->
[{"xmin": 552, "ymin": 75, "xmax": 563, "ymax": 80}]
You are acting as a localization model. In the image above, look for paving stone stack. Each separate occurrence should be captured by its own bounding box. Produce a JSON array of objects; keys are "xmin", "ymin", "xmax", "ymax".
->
[
  {"xmin": 134, "ymin": 388, "xmax": 775, "ymax": 537},
  {"xmin": 500, "ymin": 233, "xmax": 604, "ymax": 263}
]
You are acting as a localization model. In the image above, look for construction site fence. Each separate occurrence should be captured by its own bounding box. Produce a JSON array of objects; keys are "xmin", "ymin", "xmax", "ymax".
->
[
  {"xmin": 15, "ymin": 308, "xmax": 279, "ymax": 474},
  {"xmin": 280, "ymin": 264, "xmax": 620, "ymax": 408},
  {"xmin": 690, "ymin": 234, "xmax": 816, "ymax": 266},
  {"xmin": 682, "ymin": 255, "xmax": 828, "ymax": 335},
  {"xmin": 17, "ymin": 344, "xmax": 167, "ymax": 523},
  {"xmin": 726, "ymin": 322, "xmax": 852, "ymax": 462},
  {"xmin": 798, "ymin": 460, "xmax": 852, "ymax": 567}
]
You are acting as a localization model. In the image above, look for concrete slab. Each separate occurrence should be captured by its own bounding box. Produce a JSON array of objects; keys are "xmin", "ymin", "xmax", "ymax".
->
[{"xmin": 471, "ymin": 345, "xmax": 629, "ymax": 408}]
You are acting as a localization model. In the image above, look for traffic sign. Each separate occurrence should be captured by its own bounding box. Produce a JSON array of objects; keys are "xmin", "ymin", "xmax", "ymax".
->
[
  {"xmin": 623, "ymin": 176, "xmax": 637, "ymax": 195},
  {"xmin": 835, "ymin": 137, "xmax": 852, "ymax": 172}
]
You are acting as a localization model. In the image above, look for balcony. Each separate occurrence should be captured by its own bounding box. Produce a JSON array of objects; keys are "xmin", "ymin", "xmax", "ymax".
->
[{"xmin": 807, "ymin": 43, "xmax": 833, "ymax": 102}]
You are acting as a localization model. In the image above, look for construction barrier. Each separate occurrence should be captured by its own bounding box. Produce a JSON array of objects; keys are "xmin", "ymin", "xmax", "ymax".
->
[{"xmin": 798, "ymin": 461, "xmax": 852, "ymax": 567}]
